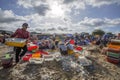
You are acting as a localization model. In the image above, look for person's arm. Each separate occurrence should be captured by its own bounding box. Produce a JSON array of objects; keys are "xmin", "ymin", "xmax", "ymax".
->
[{"xmin": 11, "ymin": 29, "xmax": 19, "ymax": 37}]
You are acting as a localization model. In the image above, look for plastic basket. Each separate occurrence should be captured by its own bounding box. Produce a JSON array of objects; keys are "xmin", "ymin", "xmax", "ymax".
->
[
  {"xmin": 1, "ymin": 55, "xmax": 13, "ymax": 68},
  {"xmin": 107, "ymin": 52, "xmax": 120, "ymax": 58},
  {"xmin": 29, "ymin": 58, "xmax": 44, "ymax": 64},
  {"xmin": 68, "ymin": 50, "xmax": 74, "ymax": 54},
  {"xmin": 5, "ymin": 38, "xmax": 26, "ymax": 47},
  {"xmin": 22, "ymin": 54, "xmax": 32, "ymax": 61},
  {"xmin": 43, "ymin": 55, "xmax": 54, "ymax": 61},
  {"xmin": 77, "ymin": 56, "xmax": 92, "ymax": 66},
  {"xmin": 108, "ymin": 44, "xmax": 120, "ymax": 49},
  {"xmin": 28, "ymin": 45, "xmax": 38, "ymax": 51},
  {"xmin": 32, "ymin": 53, "xmax": 41, "ymax": 58},
  {"xmin": 108, "ymin": 48, "xmax": 120, "ymax": 53},
  {"xmin": 107, "ymin": 57, "xmax": 120, "ymax": 64}
]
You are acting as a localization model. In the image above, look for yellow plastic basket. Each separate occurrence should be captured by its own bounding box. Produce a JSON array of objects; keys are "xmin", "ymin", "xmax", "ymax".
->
[
  {"xmin": 67, "ymin": 50, "xmax": 74, "ymax": 54},
  {"xmin": 5, "ymin": 38, "xmax": 26, "ymax": 47}
]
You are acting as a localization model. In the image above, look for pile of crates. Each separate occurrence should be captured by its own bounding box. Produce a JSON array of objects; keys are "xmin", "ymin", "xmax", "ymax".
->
[
  {"xmin": 107, "ymin": 39, "xmax": 120, "ymax": 64},
  {"xmin": 22, "ymin": 43, "xmax": 40, "ymax": 61}
]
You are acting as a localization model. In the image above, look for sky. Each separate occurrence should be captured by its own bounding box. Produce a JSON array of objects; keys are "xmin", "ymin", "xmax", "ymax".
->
[{"xmin": 0, "ymin": 0, "xmax": 120, "ymax": 34}]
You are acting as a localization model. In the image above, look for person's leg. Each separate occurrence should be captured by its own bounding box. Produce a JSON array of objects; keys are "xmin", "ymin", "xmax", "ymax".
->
[
  {"xmin": 20, "ymin": 45, "xmax": 27, "ymax": 58},
  {"xmin": 13, "ymin": 47, "xmax": 16, "ymax": 52},
  {"xmin": 15, "ymin": 47, "xmax": 21, "ymax": 63}
]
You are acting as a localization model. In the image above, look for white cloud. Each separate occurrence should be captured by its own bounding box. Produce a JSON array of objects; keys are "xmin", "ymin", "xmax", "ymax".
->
[
  {"xmin": 79, "ymin": 17, "xmax": 120, "ymax": 27},
  {"xmin": 0, "ymin": 8, "xmax": 27, "ymax": 23},
  {"xmin": 75, "ymin": 17, "xmax": 120, "ymax": 33},
  {"xmin": 0, "ymin": 8, "xmax": 29, "ymax": 31},
  {"xmin": 85, "ymin": 0, "xmax": 120, "ymax": 7},
  {"xmin": 16, "ymin": 0, "xmax": 120, "ymax": 20},
  {"xmin": 47, "ymin": 1, "xmax": 65, "ymax": 18},
  {"xmin": 80, "ymin": 17, "xmax": 105, "ymax": 27},
  {"xmin": 17, "ymin": 0, "xmax": 120, "ymax": 18},
  {"xmin": 17, "ymin": 0, "xmax": 85, "ymax": 17},
  {"xmin": 17, "ymin": 0, "xmax": 41, "ymax": 8},
  {"xmin": 1, "ymin": 0, "xmax": 120, "ymax": 34},
  {"xmin": 1, "ymin": 8, "xmax": 120, "ymax": 33},
  {"xmin": 17, "ymin": 0, "xmax": 50, "ymax": 16},
  {"xmin": 105, "ymin": 18, "xmax": 120, "ymax": 26}
]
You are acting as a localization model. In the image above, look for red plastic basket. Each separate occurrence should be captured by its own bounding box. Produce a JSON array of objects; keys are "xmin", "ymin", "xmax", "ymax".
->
[
  {"xmin": 75, "ymin": 46, "xmax": 83, "ymax": 51},
  {"xmin": 28, "ymin": 45, "xmax": 38, "ymax": 51},
  {"xmin": 22, "ymin": 55, "xmax": 32, "ymax": 61},
  {"xmin": 107, "ymin": 57, "xmax": 120, "ymax": 64}
]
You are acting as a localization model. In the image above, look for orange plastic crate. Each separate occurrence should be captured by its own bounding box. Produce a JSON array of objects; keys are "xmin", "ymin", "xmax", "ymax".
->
[
  {"xmin": 108, "ymin": 44, "xmax": 120, "ymax": 49},
  {"xmin": 32, "ymin": 53, "xmax": 41, "ymax": 58}
]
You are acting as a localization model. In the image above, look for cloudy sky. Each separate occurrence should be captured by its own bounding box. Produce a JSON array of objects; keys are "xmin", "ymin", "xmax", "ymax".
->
[{"xmin": 0, "ymin": 0, "xmax": 120, "ymax": 34}]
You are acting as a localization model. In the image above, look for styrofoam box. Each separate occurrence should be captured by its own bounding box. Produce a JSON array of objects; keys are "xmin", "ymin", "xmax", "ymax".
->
[
  {"xmin": 43, "ymin": 55, "xmax": 54, "ymax": 61},
  {"xmin": 77, "ymin": 56, "xmax": 92, "ymax": 66},
  {"xmin": 29, "ymin": 58, "xmax": 44, "ymax": 64}
]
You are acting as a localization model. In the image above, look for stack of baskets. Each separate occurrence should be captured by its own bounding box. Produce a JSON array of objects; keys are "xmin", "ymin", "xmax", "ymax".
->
[
  {"xmin": 107, "ymin": 39, "xmax": 120, "ymax": 64},
  {"xmin": 22, "ymin": 43, "xmax": 40, "ymax": 61}
]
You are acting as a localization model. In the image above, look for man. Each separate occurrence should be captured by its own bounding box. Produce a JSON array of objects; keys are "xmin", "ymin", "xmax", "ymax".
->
[{"xmin": 11, "ymin": 23, "xmax": 30, "ymax": 63}]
